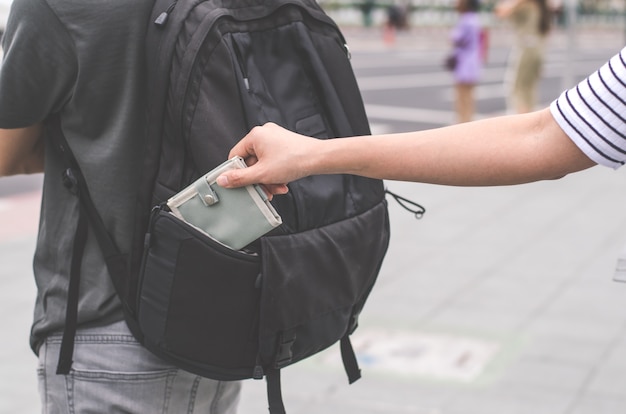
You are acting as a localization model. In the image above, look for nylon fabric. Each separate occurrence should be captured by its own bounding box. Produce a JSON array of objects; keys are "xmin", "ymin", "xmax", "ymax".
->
[{"xmin": 50, "ymin": 1, "xmax": 393, "ymax": 412}]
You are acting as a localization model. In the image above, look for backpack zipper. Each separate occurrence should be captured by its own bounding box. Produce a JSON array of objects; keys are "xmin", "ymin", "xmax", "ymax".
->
[
  {"xmin": 155, "ymin": 0, "xmax": 178, "ymax": 26},
  {"xmin": 230, "ymin": 38, "xmax": 250, "ymax": 90}
]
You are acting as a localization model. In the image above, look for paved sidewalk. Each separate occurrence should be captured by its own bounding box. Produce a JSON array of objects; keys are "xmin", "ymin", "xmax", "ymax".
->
[{"xmin": 236, "ymin": 167, "xmax": 626, "ymax": 414}]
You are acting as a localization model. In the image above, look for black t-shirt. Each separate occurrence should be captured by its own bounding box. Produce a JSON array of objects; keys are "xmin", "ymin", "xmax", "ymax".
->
[{"xmin": 0, "ymin": 0, "xmax": 153, "ymax": 351}]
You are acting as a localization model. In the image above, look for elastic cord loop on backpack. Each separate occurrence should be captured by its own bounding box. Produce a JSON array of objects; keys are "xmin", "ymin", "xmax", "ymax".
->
[{"xmin": 385, "ymin": 189, "xmax": 426, "ymax": 219}]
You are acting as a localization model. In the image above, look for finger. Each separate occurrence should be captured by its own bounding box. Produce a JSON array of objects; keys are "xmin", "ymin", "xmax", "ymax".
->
[
  {"xmin": 243, "ymin": 155, "xmax": 258, "ymax": 167},
  {"xmin": 216, "ymin": 169, "xmax": 255, "ymax": 188},
  {"xmin": 228, "ymin": 124, "xmax": 268, "ymax": 160},
  {"xmin": 228, "ymin": 136, "xmax": 256, "ymax": 160},
  {"xmin": 258, "ymin": 184, "xmax": 288, "ymax": 200},
  {"xmin": 259, "ymin": 184, "xmax": 273, "ymax": 200},
  {"xmin": 217, "ymin": 172, "xmax": 288, "ymax": 197},
  {"xmin": 254, "ymin": 184, "xmax": 290, "ymax": 201},
  {"xmin": 263, "ymin": 183, "xmax": 289, "ymax": 196}
]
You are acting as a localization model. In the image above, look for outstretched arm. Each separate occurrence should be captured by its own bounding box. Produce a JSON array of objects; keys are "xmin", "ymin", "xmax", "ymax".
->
[{"xmin": 217, "ymin": 108, "xmax": 595, "ymax": 192}]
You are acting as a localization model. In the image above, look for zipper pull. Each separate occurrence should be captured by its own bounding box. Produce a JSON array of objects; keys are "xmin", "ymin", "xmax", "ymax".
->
[
  {"xmin": 155, "ymin": 1, "xmax": 178, "ymax": 26},
  {"xmin": 344, "ymin": 43, "xmax": 351, "ymax": 60}
]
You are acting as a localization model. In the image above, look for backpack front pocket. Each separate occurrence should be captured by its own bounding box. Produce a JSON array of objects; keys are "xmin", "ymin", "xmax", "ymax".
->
[{"xmin": 257, "ymin": 200, "xmax": 390, "ymax": 367}]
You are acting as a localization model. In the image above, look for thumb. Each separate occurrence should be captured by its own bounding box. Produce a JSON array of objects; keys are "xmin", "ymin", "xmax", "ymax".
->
[
  {"xmin": 216, "ymin": 169, "xmax": 250, "ymax": 188},
  {"xmin": 216, "ymin": 170, "xmax": 289, "ymax": 197}
]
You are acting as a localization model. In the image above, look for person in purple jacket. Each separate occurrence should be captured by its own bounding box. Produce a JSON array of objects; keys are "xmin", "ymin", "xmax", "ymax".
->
[{"xmin": 450, "ymin": 0, "xmax": 484, "ymax": 123}]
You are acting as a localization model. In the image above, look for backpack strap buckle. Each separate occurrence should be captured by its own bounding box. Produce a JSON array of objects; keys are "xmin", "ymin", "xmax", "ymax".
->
[{"xmin": 274, "ymin": 331, "xmax": 296, "ymax": 368}]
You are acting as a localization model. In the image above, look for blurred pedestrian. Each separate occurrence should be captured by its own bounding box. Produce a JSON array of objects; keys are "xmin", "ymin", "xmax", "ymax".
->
[
  {"xmin": 495, "ymin": 0, "xmax": 552, "ymax": 113},
  {"xmin": 448, "ymin": 0, "xmax": 484, "ymax": 123},
  {"xmin": 383, "ymin": 1, "xmax": 408, "ymax": 44},
  {"xmin": 360, "ymin": 0, "xmax": 376, "ymax": 27}
]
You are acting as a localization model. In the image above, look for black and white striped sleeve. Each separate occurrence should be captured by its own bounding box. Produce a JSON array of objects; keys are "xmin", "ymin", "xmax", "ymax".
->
[{"xmin": 549, "ymin": 46, "xmax": 626, "ymax": 169}]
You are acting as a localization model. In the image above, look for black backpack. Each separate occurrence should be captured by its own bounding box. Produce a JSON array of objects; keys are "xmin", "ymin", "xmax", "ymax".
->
[{"xmin": 48, "ymin": 1, "xmax": 410, "ymax": 412}]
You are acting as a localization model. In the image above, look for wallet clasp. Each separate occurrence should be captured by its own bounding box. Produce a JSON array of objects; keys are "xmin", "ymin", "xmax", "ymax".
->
[{"xmin": 195, "ymin": 178, "xmax": 220, "ymax": 207}]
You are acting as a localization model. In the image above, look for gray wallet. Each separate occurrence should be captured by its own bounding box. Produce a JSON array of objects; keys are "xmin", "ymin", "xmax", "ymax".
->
[{"xmin": 166, "ymin": 156, "xmax": 282, "ymax": 250}]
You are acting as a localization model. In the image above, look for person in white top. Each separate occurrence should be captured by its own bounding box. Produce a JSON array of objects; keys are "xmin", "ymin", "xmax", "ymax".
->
[{"xmin": 216, "ymin": 47, "xmax": 626, "ymax": 193}]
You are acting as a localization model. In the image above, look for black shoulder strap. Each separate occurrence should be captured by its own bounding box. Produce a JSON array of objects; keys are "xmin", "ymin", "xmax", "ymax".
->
[
  {"xmin": 46, "ymin": 114, "xmax": 129, "ymax": 374},
  {"xmin": 55, "ymin": 198, "xmax": 87, "ymax": 374},
  {"xmin": 265, "ymin": 368, "xmax": 286, "ymax": 414}
]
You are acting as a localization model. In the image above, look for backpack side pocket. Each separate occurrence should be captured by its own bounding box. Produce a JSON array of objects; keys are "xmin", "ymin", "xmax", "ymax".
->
[{"xmin": 137, "ymin": 209, "xmax": 261, "ymax": 380}]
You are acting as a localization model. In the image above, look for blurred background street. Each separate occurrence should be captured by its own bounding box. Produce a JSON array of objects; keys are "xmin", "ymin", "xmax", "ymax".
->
[{"xmin": 2, "ymin": 2, "xmax": 626, "ymax": 413}]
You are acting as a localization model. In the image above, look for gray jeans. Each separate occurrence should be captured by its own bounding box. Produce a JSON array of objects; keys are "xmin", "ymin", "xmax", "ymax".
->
[{"xmin": 37, "ymin": 320, "xmax": 241, "ymax": 414}]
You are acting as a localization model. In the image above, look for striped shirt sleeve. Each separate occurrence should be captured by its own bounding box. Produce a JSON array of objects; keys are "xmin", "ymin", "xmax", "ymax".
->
[{"xmin": 549, "ymin": 46, "xmax": 626, "ymax": 169}]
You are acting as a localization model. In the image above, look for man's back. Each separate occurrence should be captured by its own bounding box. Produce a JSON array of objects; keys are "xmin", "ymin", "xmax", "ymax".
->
[
  {"xmin": 0, "ymin": 0, "xmax": 151, "ymax": 348},
  {"xmin": 0, "ymin": 0, "xmax": 242, "ymax": 412}
]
